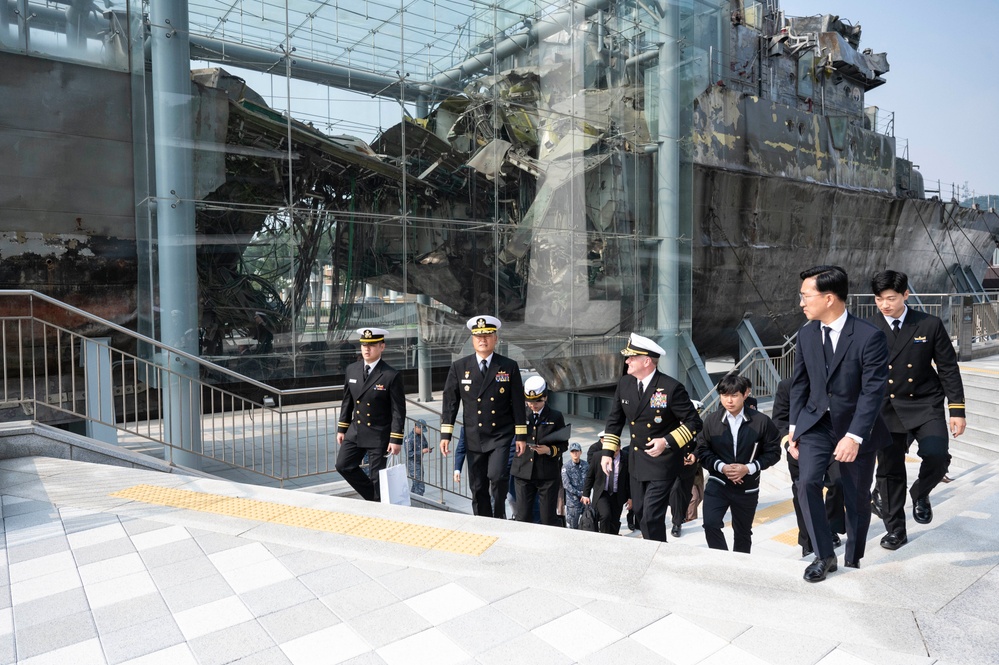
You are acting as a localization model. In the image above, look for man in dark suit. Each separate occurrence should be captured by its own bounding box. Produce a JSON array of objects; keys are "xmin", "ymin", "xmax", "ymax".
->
[
  {"xmin": 582, "ymin": 441, "xmax": 630, "ymax": 534},
  {"xmin": 601, "ymin": 333, "xmax": 703, "ymax": 542},
  {"xmin": 789, "ymin": 265, "xmax": 890, "ymax": 581},
  {"xmin": 511, "ymin": 376, "xmax": 568, "ymax": 526},
  {"xmin": 335, "ymin": 328, "xmax": 406, "ymax": 501},
  {"xmin": 868, "ymin": 270, "xmax": 966, "ymax": 550},
  {"xmin": 772, "ymin": 378, "xmax": 846, "ymax": 557},
  {"xmin": 694, "ymin": 373, "xmax": 781, "ymax": 553},
  {"xmin": 439, "ymin": 315, "xmax": 527, "ymax": 519}
]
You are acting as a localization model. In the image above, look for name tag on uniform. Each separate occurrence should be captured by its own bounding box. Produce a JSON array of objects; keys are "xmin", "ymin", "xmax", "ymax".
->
[
  {"xmin": 650, "ymin": 390, "xmax": 668, "ymax": 409},
  {"xmin": 461, "ymin": 379, "xmax": 472, "ymax": 384},
  {"xmin": 349, "ymin": 379, "xmax": 357, "ymax": 383},
  {"xmin": 374, "ymin": 384, "xmax": 386, "ymax": 391},
  {"xmin": 495, "ymin": 371, "xmax": 510, "ymax": 382},
  {"xmin": 914, "ymin": 336, "xmax": 927, "ymax": 343}
]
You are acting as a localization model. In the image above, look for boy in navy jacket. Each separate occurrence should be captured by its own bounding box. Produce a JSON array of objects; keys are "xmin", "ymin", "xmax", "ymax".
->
[{"xmin": 693, "ymin": 374, "xmax": 781, "ymax": 553}]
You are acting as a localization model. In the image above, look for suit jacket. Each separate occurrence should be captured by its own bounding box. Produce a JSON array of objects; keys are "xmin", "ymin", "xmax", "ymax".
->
[
  {"xmin": 510, "ymin": 405, "xmax": 567, "ymax": 481},
  {"xmin": 441, "ymin": 353, "xmax": 527, "ymax": 452},
  {"xmin": 583, "ymin": 447, "xmax": 630, "ymax": 504},
  {"xmin": 337, "ymin": 359, "xmax": 406, "ymax": 449},
  {"xmin": 789, "ymin": 314, "xmax": 890, "ymax": 452},
  {"xmin": 602, "ymin": 370, "xmax": 703, "ymax": 482},
  {"xmin": 694, "ymin": 407, "xmax": 781, "ymax": 493},
  {"xmin": 868, "ymin": 308, "xmax": 965, "ymax": 431}
]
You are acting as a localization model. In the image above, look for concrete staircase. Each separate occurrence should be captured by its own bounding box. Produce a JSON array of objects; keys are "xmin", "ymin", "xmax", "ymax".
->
[{"xmin": 950, "ymin": 366, "xmax": 999, "ymax": 471}]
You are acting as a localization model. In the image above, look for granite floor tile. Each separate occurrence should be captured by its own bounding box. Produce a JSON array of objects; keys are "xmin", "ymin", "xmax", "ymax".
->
[
  {"xmin": 13, "ymin": 609, "xmax": 98, "ymax": 660},
  {"xmin": 145, "ymin": 555, "xmax": 217, "ymax": 590},
  {"xmin": 215, "ymin": 556, "xmax": 294, "ymax": 594},
  {"xmin": 699, "ymin": 644, "xmax": 777, "ymax": 665},
  {"xmin": 240, "ymin": 578, "xmax": 319, "ymax": 617},
  {"xmin": 731, "ymin": 625, "xmax": 839, "ymax": 665},
  {"xmin": 404, "ymin": 582, "xmax": 486, "ymax": 626},
  {"xmin": 814, "ymin": 649, "xmax": 880, "ymax": 665},
  {"xmin": 16, "ymin": 636, "xmax": 105, "ymax": 665},
  {"xmin": 300, "ymin": 562, "xmax": 371, "ymax": 598},
  {"xmin": 11, "ymin": 587, "xmax": 90, "ymax": 630},
  {"xmin": 258, "ymin": 599, "xmax": 340, "ymax": 644},
  {"xmin": 532, "ymin": 608, "xmax": 625, "ymax": 662},
  {"xmin": 5, "ymin": 535, "xmax": 69, "ymax": 565},
  {"xmin": 174, "ymin": 595, "xmax": 254, "ymax": 641},
  {"xmin": 322, "ymin": 579, "xmax": 402, "ymax": 621},
  {"xmin": 78, "ymin": 552, "xmax": 146, "ymax": 585},
  {"xmin": 0, "ymin": 607, "xmax": 10, "ymax": 637},
  {"xmin": 223, "ymin": 645, "xmax": 294, "ymax": 665},
  {"xmin": 631, "ymin": 614, "xmax": 728, "ymax": 665},
  {"xmin": 275, "ymin": 549, "xmax": 349, "ymax": 577},
  {"xmin": 117, "ymin": 643, "xmax": 198, "ymax": 665},
  {"xmin": 437, "ymin": 604, "xmax": 526, "ymax": 656},
  {"xmin": 71, "ymin": 537, "xmax": 138, "ymax": 567},
  {"xmin": 65, "ymin": 521, "xmax": 128, "ymax": 547},
  {"xmin": 92, "ymin": 593, "xmax": 172, "ymax": 634},
  {"xmin": 136, "ymin": 538, "xmax": 204, "ymax": 569},
  {"xmin": 8, "ymin": 550, "xmax": 76, "ymax": 584},
  {"xmin": 129, "ymin": 525, "xmax": 192, "ymax": 552},
  {"xmin": 376, "ymin": 627, "xmax": 467, "ymax": 665},
  {"xmin": 344, "ymin": 602, "xmax": 431, "ymax": 651},
  {"xmin": 158, "ymin": 574, "xmax": 234, "ymax": 613},
  {"xmin": 580, "ymin": 599, "xmax": 669, "ymax": 636},
  {"xmin": 492, "ymin": 587, "xmax": 577, "ymax": 631},
  {"xmin": 101, "ymin": 615, "xmax": 185, "ymax": 665},
  {"xmin": 0, "ymin": 633, "xmax": 14, "ymax": 665},
  {"xmin": 579, "ymin": 636, "xmax": 666, "ymax": 665},
  {"xmin": 375, "ymin": 567, "xmax": 451, "ymax": 601},
  {"xmin": 10, "ymin": 567, "xmax": 82, "ymax": 605},
  {"xmin": 279, "ymin": 623, "xmax": 370, "ymax": 665},
  {"xmin": 83, "ymin": 570, "xmax": 157, "ymax": 609},
  {"xmin": 187, "ymin": 620, "xmax": 277, "ymax": 665}
]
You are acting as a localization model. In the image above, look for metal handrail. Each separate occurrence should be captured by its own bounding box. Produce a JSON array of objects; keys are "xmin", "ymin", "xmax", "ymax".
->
[{"xmin": 0, "ymin": 289, "xmax": 475, "ymax": 502}]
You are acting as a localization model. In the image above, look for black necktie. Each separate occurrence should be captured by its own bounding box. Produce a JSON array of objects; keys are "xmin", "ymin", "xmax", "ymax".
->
[
  {"xmin": 363, "ymin": 364, "xmax": 370, "ymax": 381},
  {"xmin": 822, "ymin": 326, "xmax": 834, "ymax": 369},
  {"xmin": 480, "ymin": 359, "xmax": 488, "ymax": 376},
  {"xmin": 637, "ymin": 379, "xmax": 644, "ymax": 395},
  {"xmin": 892, "ymin": 319, "xmax": 901, "ymax": 336}
]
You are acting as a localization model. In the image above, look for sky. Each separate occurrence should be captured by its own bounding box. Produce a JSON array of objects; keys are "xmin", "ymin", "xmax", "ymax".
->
[{"xmin": 786, "ymin": 0, "xmax": 999, "ymax": 198}]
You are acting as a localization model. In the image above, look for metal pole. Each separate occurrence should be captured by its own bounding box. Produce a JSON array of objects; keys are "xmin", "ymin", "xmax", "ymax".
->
[
  {"xmin": 150, "ymin": 0, "xmax": 202, "ymax": 469},
  {"xmin": 417, "ymin": 294, "xmax": 432, "ymax": 401},
  {"xmin": 656, "ymin": 2, "xmax": 681, "ymax": 377}
]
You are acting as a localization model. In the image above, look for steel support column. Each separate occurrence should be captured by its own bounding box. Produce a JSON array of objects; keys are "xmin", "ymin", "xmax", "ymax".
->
[{"xmin": 150, "ymin": 0, "xmax": 202, "ymax": 469}]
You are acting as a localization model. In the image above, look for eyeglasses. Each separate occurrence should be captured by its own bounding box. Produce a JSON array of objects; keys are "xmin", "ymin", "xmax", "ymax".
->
[{"xmin": 798, "ymin": 292, "xmax": 826, "ymax": 302}]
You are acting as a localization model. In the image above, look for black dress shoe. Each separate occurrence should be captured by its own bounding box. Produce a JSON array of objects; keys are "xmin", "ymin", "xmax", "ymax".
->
[
  {"xmin": 871, "ymin": 489, "xmax": 884, "ymax": 519},
  {"xmin": 880, "ymin": 530, "xmax": 908, "ymax": 550},
  {"xmin": 671, "ymin": 524, "xmax": 681, "ymax": 537},
  {"xmin": 844, "ymin": 560, "xmax": 860, "ymax": 569},
  {"xmin": 830, "ymin": 533, "xmax": 842, "ymax": 548},
  {"xmin": 913, "ymin": 496, "xmax": 933, "ymax": 524},
  {"xmin": 804, "ymin": 555, "xmax": 838, "ymax": 583}
]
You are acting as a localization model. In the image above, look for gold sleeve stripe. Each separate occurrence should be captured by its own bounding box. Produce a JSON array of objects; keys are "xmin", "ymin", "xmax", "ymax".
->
[
  {"xmin": 515, "ymin": 426, "xmax": 528, "ymax": 435},
  {"xmin": 441, "ymin": 424, "xmax": 454, "ymax": 435},
  {"xmin": 602, "ymin": 433, "xmax": 621, "ymax": 453},
  {"xmin": 337, "ymin": 421, "xmax": 349, "ymax": 428},
  {"xmin": 949, "ymin": 403, "xmax": 965, "ymax": 409},
  {"xmin": 670, "ymin": 425, "xmax": 694, "ymax": 448},
  {"xmin": 389, "ymin": 433, "xmax": 404, "ymax": 440}
]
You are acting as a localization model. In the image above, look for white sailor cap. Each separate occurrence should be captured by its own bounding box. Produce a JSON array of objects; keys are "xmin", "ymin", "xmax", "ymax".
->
[
  {"xmin": 620, "ymin": 332, "xmax": 664, "ymax": 359},
  {"xmin": 467, "ymin": 315, "xmax": 501, "ymax": 335},
  {"xmin": 597, "ymin": 430, "xmax": 606, "ymax": 439},
  {"xmin": 356, "ymin": 328, "xmax": 389, "ymax": 343},
  {"xmin": 524, "ymin": 375, "xmax": 547, "ymax": 401}
]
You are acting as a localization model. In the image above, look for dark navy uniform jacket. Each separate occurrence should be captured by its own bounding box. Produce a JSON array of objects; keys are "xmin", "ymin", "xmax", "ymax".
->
[
  {"xmin": 694, "ymin": 407, "xmax": 781, "ymax": 493},
  {"xmin": 868, "ymin": 308, "xmax": 965, "ymax": 432},
  {"xmin": 441, "ymin": 353, "xmax": 527, "ymax": 452},
  {"xmin": 602, "ymin": 370, "xmax": 702, "ymax": 482},
  {"xmin": 337, "ymin": 359, "xmax": 406, "ymax": 449},
  {"xmin": 510, "ymin": 405, "xmax": 566, "ymax": 481}
]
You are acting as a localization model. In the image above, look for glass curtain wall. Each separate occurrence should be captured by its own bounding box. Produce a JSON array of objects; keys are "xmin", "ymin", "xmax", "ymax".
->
[{"xmin": 132, "ymin": 0, "xmax": 723, "ymax": 389}]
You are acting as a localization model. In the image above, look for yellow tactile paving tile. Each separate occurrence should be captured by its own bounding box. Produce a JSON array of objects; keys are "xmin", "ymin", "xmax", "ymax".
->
[
  {"xmin": 110, "ymin": 484, "xmax": 494, "ymax": 556},
  {"xmin": 752, "ymin": 498, "xmax": 795, "ymax": 526},
  {"xmin": 772, "ymin": 528, "xmax": 801, "ymax": 546}
]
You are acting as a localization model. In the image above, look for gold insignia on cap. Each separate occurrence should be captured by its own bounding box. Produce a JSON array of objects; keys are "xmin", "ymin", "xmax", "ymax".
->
[
  {"xmin": 363, "ymin": 329, "xmax": 372, "ymax": 338},
  {"xmin": 477, "ymin": 317, "xmax": 486, "ymax": 328}
]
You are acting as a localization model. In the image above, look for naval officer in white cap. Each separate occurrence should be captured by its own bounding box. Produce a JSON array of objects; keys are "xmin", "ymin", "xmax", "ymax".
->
[
  {"xmin": 600, "ymin": 333, "xmax": 703, "ymax": 541},
  {"xmin": 439, "ymin": 315, "xmax": 527, "ymax": 518},
  {"xmin": 335, "ymin": 328, "xmax": 406, "ymax": 501}
]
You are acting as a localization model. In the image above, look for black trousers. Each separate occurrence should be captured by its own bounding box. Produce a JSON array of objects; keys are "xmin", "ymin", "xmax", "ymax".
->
[
  {"xmin": 798, "ymin": 414, "xmax": 876, "ymax": 563},
  {"xmin": 702, "ymin": 480, "xmax": 759, "ymax": 554},
  {"xmin": 595, "ymin": 491, "xmax": 624, "ymax": 534},
  {"xmin": 787, "ymin": 447, "xmax": 845, "ymax": 550},
  {"xmin": 335, "ymin": 440, "xmax": 387, "ymax": 502},
  {"xmin": 514, "ymin": 477, "xmax": 560, "ymax": 526},
  {"xmin": 632, "ymin": 472, "xmax": 678, "ymax": 542},
  {"xmin": 466, "ymin": 446, "xmax": 510, "ymax": 519},
  {"xmin": 876, "ymin": 418, "xmax": 950, "ymax": 535},
  {"xmin": 668, "ymin": 464, "xmax": 697, "ymax": 527}
]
